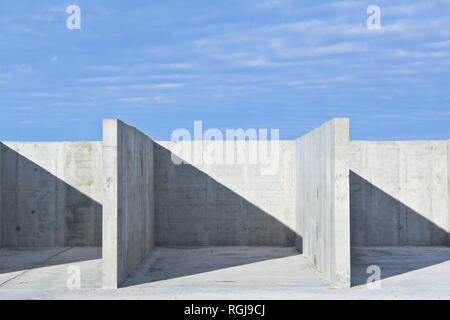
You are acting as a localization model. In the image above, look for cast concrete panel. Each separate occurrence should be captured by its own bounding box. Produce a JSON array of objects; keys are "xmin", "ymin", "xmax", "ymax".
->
[
  {"xmin": 102, "ymin": 119, "xmax": 155, "ymax": 289},
  {"xmin": 153, "ymin": 140, "xmax": 296, "ymax": 246},
  {"xmin": 295, "ymin": 118, "xmax": 350, "ymax": 287},
  {"xmin": 0, "ymin": 143, "xmax": 2, "ymax": 248},
  {"xmin": 0, "ymin": 142, "xmax": 102, "ymax": 247},
  {"xmin": 350, "ymin": 141, "xmax": 449, "ymax": 246}
]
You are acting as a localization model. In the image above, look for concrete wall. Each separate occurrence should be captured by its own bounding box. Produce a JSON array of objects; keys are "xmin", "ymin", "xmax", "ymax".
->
[
  {"xmin": 0, "ymin": 143, "xmax": 2, "ymax": 248},
  {"xmin": 350, "ymin": 141, "xmax": 449, "ymax": 246},
  {"xmin": 0, "ymin": 142, "xmax": 102, "ymax": 247},
  {"xmin": 153, "ymin": 140, "xmax": 296, "ymax": 246},
  {"xmin": 102, "ymin": 119, "xmax": 155, "ymax": 289},
  {"xmin": 295, "ymin": 118, "xmax": 350, "ymax": 286}
]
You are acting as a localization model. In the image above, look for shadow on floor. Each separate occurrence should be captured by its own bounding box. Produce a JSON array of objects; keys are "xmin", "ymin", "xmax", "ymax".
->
[
  {"xmin": 350, "ymin": 171, "xmax": 450, "ymax": 286},
  {"xmin": 119, "ymin": 143, "xmax": 305, "ymax": 287},
  {"xmin": 350, "ymin": 246, "xmax": 450, "ymax": 286},
  {"xmin": 0, "ymin": 247, "xmax": 102, "ymax": 288},
  {"xmin": 0, "ymin": 143, "xmax": 102, "ymax": 275},
  {"xmin": 122, "ymin": 246, "xmax": 301, "ymax": 287}
]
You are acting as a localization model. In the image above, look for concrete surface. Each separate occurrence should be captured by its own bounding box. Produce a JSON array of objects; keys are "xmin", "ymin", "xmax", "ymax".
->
[
  {"xmin": 350, "ymin": 141, "xmax": 449, "ymax": 246},
  {"xmin": 123, "ymin": 247, "xmax": 326, "ymax": 288},
  {"xmin": 102, "ymin": 119, "xmax": 155, "ymax": 289},
  {"xmin": 153, "ymin": 141, "xmax": 295, "ymax": 246},
  {"xmin": 0, "ymin": 247, "xmax": 101, "ymax": 290},
  {"xmin": 0, "ymin": 143, "xmax": 2, "ymax": 248},
  {"xmin": 448, "ymin": 139, "xmax": 450, "ymax": 246},
  {"xmin": 295, "ymin": 118, "xmax": 351, "ymax": 286},
  {"xmin": 351, "ymin": 246, "xmax": 450, "ymax": 287},
  {"xmin": 0, "ymin": 142, "xmax": 102, "ymax": 247},
  {"xmin": 1, "ymin": 118, "xmax": 449, "ymax": 291},
  {"xmin": 0, "ymin": 246, "xmax": 448, "ymax": 299}
]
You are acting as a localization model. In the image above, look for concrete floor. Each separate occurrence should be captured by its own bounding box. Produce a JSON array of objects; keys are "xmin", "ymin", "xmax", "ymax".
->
[
  {"xmin": 0, "ymin": 247, "xmax": 102, "ymax": 290},
  {"xmin": 0, "ymin": 246, "xmax": 449, "ymax": 299}
]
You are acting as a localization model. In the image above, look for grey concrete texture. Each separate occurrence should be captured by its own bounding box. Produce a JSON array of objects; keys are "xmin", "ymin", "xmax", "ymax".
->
[
  {"xmin": 295, "ymin": 118, "xmax": 351, "ymax": 287},
  {"xmin": 0, "ymin": 247, "xmax": 101, "ymax": 289},
  {"xmin": 1, "ymin": 246, "xmax": 449, "ymax": 299},
  {"xmin": 102, "ymin": 119, "xmax": 155, "ymax": 289},
  {"xmin": 1, "ymin": 117, "xmax": 449, "ymax": 292},
  {"xmin": 122, "ymin": 246, "xmax": 326, "ymax": 288},
  {"xmin": 351, "ymin": 246, "xmax": 450, "ymax": 287},
  {"xmin": 0, "ymin": 142, "xmax": 102, "ymax": 247},
  {"xmin": 153, "ymin": 141, "xmax": 295, "ymax": 246},
  {"xmin": 350, "ymin": 141, "xmax": 449, "ymax": 246},
  {"xmin": 0, "ymin": 143, "xmax": 2, "ymax": 248}
]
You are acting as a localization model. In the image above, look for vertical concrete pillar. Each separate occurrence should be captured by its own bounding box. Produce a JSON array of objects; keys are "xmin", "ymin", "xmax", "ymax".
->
[
  {"xmin": 295, "ymin": 118, "xmax": 350, "ymax": 287},
  {"xmin": 448, "ymin": 140, "xmax": 450, "ymax": 247},
  {"xmin": 102, "ymin": 119, "xmax": 155, "ymax": 289},
  {"xmin": 0, "ymin": 142, "xmax": 2, "ymax": 248},
  {"xmin": 102, "ymin": 120, "xmax": 119, "ymax": 288}
]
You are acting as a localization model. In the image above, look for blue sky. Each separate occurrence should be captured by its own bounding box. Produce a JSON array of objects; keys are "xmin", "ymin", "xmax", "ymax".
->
[{"xmin": 0, "ymin": 0, "xmax": 449, "ymax": 141}]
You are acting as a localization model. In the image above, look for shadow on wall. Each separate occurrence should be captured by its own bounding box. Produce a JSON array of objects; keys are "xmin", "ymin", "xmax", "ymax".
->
[
  {"xmin": 118, "ymin": 143, "xmax": 303, "ymax": 286},
  {"xmin": 350, "ymin": 171, "xmax": 450, "ymax": 286},
  {"xmin": 0, "ymin": 144, "xmax": 102, "ymax": 274},
  {"xmin": 153, "ymin": 143, "xmax": 297, "ymax": 247}
]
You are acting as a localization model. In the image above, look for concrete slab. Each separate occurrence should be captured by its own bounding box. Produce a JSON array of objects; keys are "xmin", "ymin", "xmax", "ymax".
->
[
  {"xmin": 351, "ymin": 246, "xmax": 450, "ymax": 287},
  {"xmin": 122, "ymin": 247, "xmax": 327, "ymax": 288},
  {"xmin": 0, "ymin": 247, "xmax": 101, "ymax": 290},
  {"xmin": 0, "ymin": 246, "xmax": 449, "ymax": 299}
]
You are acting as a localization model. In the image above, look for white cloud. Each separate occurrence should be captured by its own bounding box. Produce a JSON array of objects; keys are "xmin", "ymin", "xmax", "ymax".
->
[
  {"xmin": 152, "ymin": 83, "xmax": 184, "ymax": 89},
  {"xmin": 15, "ymin": 65, "xmax": 33, "ymax": 74},
  {"xmin": 118, "ymin": 97, "xmax": 148, "ymax": 102},
  {"xmin": 156, "ymin": 63, "xmax": 194, "ymax": 69},
  {"xmin": 424, "ymin": 40, "xmax": 450, "ymax": 49},
  {"xmin": 105, "ymin": 82, "xmax": 184, "ymax": 91},
  {"xmin": 78, "ymin": 76, "xmax": 131, "ymax": 83},
  {"xmin": 28, "ymin": 92, "xmax": 67, "ymax": 98},
  {"xmin": 257, "ymin": 0, "xmax": 290, "ymax": 8}
]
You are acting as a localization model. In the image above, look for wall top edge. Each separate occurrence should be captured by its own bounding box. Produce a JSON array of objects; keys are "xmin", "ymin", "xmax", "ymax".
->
[
  {"xmin": 294, "ymin": 117, "xmax": 350, "ymax": 141},
  {"xmin": 351, "ymin": 139, "xmax": 449, "ymax": 143},
  {"xmin": 104, "ymin": 118, "xmax": 154, "ymax": 143}
]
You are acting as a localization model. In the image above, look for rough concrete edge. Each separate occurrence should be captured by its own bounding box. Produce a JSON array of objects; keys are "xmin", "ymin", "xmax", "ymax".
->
[
  {"xmin": 294, "ymin": 118, "xmax": 351, "ymax": 287},
  {"xmin": 102, "ymin": 119, "xmax": 119, "ymax": 289},
  {"xmin": 117, "ymin": 119, "xmax": 155, "ymax": 286},
  {"xmin": 0, "ymin": 142, "xmax": 2, "ymax": 248},
  {"xmin": 102, "ymin": 119, "xmax": 155, "ymax": 289},
  {"xmin": 293, "ymin": 138, "xmax": 302, "ymax": 253},
  {"xmin": 293, "ymin": 131, "xmax": 303, "ymax": 253},
  {"xmin": 332, "ymin": 118, "xmax": 351, "ymax": 287}
]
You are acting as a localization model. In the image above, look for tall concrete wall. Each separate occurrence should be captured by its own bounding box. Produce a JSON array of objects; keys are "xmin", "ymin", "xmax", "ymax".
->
[
  {"xmin": 350, "ymin": 141, "xmax": 449, "ymax": 246},
  {"xmin": 295, "ymin": 118, "xmax": 350, "ymax": 287},
  {"xmin": 0, "ymin": 142, "xmax": 102, "ymax": 247},
  {"xmin": 448, "ymin": 140, "xmax": 450, "ymax": 246},
  {"xmin": 0, "ymin": 143, "xmax": 2, "ymax": 248},
  {"xmin": 102, "ymin": 119, "xmax": 155, "ymax": 289},
  {"xmin": 153, "ymin": 140, "xmax": 296, "ymax": 246}
]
